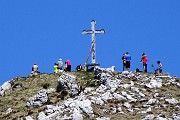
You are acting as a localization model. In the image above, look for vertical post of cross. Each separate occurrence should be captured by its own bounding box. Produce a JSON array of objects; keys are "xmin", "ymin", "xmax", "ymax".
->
[
  {"xmin": 82, "ymin": 20, "xmax": 105, "ymax": 64},
  {"xmin": 91, "ymin": 20, "xmax": 96, "ymax": 64}
]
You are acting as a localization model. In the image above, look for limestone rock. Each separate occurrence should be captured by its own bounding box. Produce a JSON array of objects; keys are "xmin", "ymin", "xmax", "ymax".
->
[
  {"xmin": 165, "ymin": 98, "xmax": 178, "ymax": 104},
  {"xmin": 5, "ymin": 107, "xmax": 12, "ymax": 115},
  {"xmin": 25, "ymin": 116, "xmax": 34, "ymax": 120},
  {"xmin": 72, "ymin": 108, "xmax": 83, "ymax": 120},
  {"xmin": 0, "ymin": 80, "xmax": 12, "ymax": 96}
]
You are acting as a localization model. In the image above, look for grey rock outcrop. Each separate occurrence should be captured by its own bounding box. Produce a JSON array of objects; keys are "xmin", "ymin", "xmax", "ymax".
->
[
  {"xmin": 0, "ymin": 80, "xmax": 13, "ymax": 96},
  {"xmin": 1, "ymin": 67, "xmax": 178, "ymax": 120},
  {"xmin": 36, "ymin": 70, "xmax": 179, "ymax": 120},
  {"xmin": 57, "ymin": 73, "xmax": 80, "ymax": 97},
  {"xmin": 27, "ymin": 88, "xmax": 55, "ymax": 107}
]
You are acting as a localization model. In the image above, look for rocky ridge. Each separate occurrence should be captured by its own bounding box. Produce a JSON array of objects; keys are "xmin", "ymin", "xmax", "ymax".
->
[{"xmin": 0, "ymin": 67, "xmax": 180, "ymax": 120}]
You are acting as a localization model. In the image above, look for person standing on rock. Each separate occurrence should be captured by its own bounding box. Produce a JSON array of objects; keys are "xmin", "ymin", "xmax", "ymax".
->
[
  {"xmin": 57, "ymin": 58, "xmax": 63, "ymax": 72},
  {"xmin": 140, "ymin": 53, "xmax": 148, "ymax": 72},
  {"xmin": 66, "ymin": 60, "xmax": 71, "ymax": 72},
  {"xmin": 64, "ymin": 61, "xmax": 67, "ymax": 72},
  {"xmin": 125, "ymin": 52, "xmax": 131, "ymax": 71},
  {"xmin": 122, "ymin": 53, "xmax": 126, "ymax": 71}
]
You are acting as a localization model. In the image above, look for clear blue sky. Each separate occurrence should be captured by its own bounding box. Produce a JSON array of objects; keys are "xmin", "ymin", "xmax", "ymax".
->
[{"xmin": 0, "ymin": 1, "xmax": 180, "ymax": 85}]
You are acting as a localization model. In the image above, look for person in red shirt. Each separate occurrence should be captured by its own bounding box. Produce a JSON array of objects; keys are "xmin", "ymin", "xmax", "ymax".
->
[{"xmin": 140, "ymin": 53, "xmax": 148, "ymax": 72}]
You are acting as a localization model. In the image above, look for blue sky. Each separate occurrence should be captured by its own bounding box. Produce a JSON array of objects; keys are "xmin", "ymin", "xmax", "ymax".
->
[{"xmin": 0, "ymin": 1, "xmax": 180, "ymax": 85}]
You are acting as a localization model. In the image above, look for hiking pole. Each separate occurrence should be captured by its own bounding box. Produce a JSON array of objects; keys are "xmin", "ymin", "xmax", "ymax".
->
[{"xmin": 151, "ymin": 64, "xmax": 155, "ymax": 71}]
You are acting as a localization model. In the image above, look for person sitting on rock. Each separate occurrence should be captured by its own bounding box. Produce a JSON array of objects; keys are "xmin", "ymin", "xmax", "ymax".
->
[
  {"xmin": 156, "ymin": 61, "xmax": 163, "ymax": 75},
  {"xmin": 76, "ymin": 64, "xmax": 83, "ymax": 71},
  {"xmin": 54, "ymin": 63, "xmax": 58, "ymax": 73},
  {"xmin": 31, "ymin": 64, "xmax": 40, "ymax": 75},
  {"xmin": 32, "ymin": 64, "xmax": 38, "ymax": 72}
]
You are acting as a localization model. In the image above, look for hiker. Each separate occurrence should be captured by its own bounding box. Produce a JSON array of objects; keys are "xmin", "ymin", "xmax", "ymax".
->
[
  {"xmin": 157, "ymin": 61, "xmax": 163, "ymax": 75},
  {"xmin": 140, "ymin": 53, "xmax": 148, "ymax": 72},
  {"xmin": 135, "ymin": 68, "xmax": 142, "ymax": 72},
  {"xmin": 64, "ymin": 61, "xmax": 67, "ymax": 72},
  {"xmin": 76, "ymin": 64, "xmax": 83, "ymax": 71},
  {"xmin": 57, "ymin": 58, "xmax": 63, "ymax": 72},
  {"xmin": 125, "ymin": 52, "xmax": 131, "ymax": 71},
  {"xmin": 30, "ymin": 64, "xmax": 39, "ymax": 76},
  {"xmin": 66, "ymin": 60, "xmax": 71, "ymax": 72},
  {"xmin": 32, "ymin": 64, "xmax": 38, "ymax": 73},
  {"xmin": 54, "ymin": 63, "xmax": 58, "ymax": 73},
  {"xmin": 122, "ymin": 53, "xmax": 126, "ymax": 71}
]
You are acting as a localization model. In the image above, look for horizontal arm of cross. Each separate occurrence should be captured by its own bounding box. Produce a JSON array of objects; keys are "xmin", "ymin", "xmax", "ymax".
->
[
  {"xmin": 82, "ymin": 29, "xmax": 105, "ymax": 35},
  {"xmin": 94, "ymin": 29, "xmax": 105, "ymax": 34},
  {"xmin": 82, "ymin": 30, "xmax": 93, "ymax": 34}
]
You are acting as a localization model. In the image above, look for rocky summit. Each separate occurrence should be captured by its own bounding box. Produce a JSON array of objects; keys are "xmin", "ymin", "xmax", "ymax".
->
[{"xmin": 0, "ymin": 67, "xmax": 180, "ymax": 120}]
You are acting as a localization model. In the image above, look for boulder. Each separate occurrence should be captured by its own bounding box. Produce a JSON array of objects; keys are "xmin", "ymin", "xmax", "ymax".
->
[{"xmin": 0, "ymin": 81, "xmax": 13, "ymax": 96}]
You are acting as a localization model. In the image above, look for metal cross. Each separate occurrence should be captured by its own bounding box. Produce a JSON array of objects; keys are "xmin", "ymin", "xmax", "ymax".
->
[{"xmin": 82, "ymin": 20, "xmax": 105, "ymax": 64}]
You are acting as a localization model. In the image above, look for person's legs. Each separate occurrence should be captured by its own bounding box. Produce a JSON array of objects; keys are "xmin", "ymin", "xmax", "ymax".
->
[
  {"xmin": 158, "ymin": 68, "xmax": 162, "ymax": 75},
  {"xmin": 123, "ymin": 62, "xmax": 126, "ymax": 71},
  {"xmin": 143, "ymin": 63, "xmax": 147, "ymax": 72},
  {"xmin": 69, "ymin": 65, "xmax": 71, "ymax": 72},
  {"xmin": 145, "ymin": 63, "xmax": 147, "ymax": 72},
  {"xmin": 126, "ymin": 61, "xmax": 130, "ymax": 71},
  {"xmin": 66, "ymin": 65, "xmax": 69, "ymax": 71}
]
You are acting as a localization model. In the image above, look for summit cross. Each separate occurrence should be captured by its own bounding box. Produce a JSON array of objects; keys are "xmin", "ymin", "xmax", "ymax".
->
[{"xmin": 82, "ymin": 20, "xmax": 105, "ymax": 64}]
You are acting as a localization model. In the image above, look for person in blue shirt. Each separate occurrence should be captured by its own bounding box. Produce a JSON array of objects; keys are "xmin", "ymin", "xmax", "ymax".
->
[{"xmin": 125, "ymin": 52, "xmax": 131, "ymax": 71}]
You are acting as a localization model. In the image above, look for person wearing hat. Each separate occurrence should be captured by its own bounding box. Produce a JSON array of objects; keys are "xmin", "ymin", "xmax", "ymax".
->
[
  {"xmin": 57, "ymin": 58, "xmax": 63, "ymax": 72},
  {"xmin": 140, "ymin": 53, "xmax": 148, "ymax": 72}
]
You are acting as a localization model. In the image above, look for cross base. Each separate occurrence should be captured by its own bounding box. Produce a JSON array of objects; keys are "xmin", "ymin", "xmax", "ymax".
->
[{"xmin": 85, "ymin": 63, "xmax": 100, "ymax": 72}]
